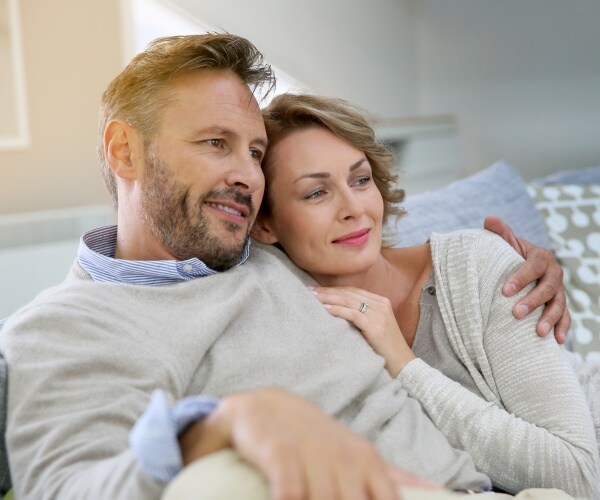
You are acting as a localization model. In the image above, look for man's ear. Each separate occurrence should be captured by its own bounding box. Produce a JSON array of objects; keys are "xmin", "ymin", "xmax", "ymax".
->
[
  {"xmin": 104, "ymin": 119, "xmax": 144, "ymax": 181},
  {"xmin": 251, "ymin": 214, "xmax": 279, "ymax": 244}
]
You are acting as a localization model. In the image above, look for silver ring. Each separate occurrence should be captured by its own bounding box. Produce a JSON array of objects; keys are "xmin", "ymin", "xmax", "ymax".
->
[{"xmin": 358, "ymin": 302, "xmax": 368, "ymax": 314}]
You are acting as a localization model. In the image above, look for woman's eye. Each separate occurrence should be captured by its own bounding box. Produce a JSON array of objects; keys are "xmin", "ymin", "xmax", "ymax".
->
[
  {"xmin": 354, "ymin": 175, "xmax": 372, "ymax": 187},
  {"xmin": 306, "ymin": 189, "xmax": 326, "ymax": 200}
]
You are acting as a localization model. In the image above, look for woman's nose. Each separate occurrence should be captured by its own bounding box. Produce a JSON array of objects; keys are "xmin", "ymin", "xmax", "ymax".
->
[{"xmin": 339, "ymin": 189, "xmax": 364, "ymax": 220}]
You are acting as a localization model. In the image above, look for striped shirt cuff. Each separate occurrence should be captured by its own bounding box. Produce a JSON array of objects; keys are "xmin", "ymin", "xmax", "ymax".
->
[{"xmin": 129, "ymin": 389, "xmax": 219, "ymax": 483}]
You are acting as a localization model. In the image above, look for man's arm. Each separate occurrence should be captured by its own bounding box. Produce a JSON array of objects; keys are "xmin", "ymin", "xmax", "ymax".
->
[
  {"xmin": 484, "ymin": 215, "xmax": 570, "ymax": 344},
  {"xmin": 131, "ymin": 387, "xmax": 439, "ymax": 500},
  {"xmin": 178, "ymin": 388, "xmax": 436, "ymax": 500}
]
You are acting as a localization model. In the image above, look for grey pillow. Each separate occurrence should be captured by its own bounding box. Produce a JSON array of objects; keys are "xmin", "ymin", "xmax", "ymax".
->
[
  {"xmin": 384, "ymin": 161, "xmax": 552, "ymax": 249},
  {"xmin": 532, "ymin": 165, "xmax": 600, "ymax": 186}
]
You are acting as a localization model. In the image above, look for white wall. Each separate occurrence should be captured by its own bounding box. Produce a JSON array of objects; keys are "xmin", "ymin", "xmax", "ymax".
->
[
  {"xmin": 169, "ymin": 0, "xmax": 600, "ymax": 180},
  {"xmin": 0, "ymin": 239, "xmax": 79, "ymax": 318},
  {"xmin": 171, "ymin": 0, "xmax": 419, "ymax": 118},
  {"xmin": 414, "ymin": 0, "xmax": 600, "ymax": 178},
  {"xmin": 0, "ymin": 0, "xmax": 121, "ymax": 216}
]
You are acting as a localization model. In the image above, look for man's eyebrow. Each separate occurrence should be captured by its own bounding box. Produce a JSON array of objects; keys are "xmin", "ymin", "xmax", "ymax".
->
[
  {"xmin": 192, "ymin": 126, "xmax": 231, "ymax": 137},
  {"xmin": 252, "ymin": 137, "xmax": 268, "ymax": 149},
  {"xmin": 191, "ymin": 127, "xmax": 268, "ymax": 148},
  {"xmin": 294, "ymin": 158, "xmax": 367, "ymax": 183}
]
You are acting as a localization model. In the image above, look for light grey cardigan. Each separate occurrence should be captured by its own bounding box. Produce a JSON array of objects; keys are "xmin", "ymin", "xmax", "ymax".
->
[
  {"xmin": 0, "ymin": 241, "xmax": 489, "ymax": 500},
  {"xmin": 399, "ymin": 230, "xmax": 600, "ymax": 498}
]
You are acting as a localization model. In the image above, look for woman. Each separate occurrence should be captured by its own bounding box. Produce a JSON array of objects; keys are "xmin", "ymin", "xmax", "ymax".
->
[{"xmin": 251, "ymin": 93, "xmax": 600, "ymax": 497}]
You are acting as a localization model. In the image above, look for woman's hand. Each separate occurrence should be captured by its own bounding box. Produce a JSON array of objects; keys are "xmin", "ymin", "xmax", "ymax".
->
[
  {"xmin": 484, "ymin": 215, "xmax": 571, "ymax": 344},
  {"xmin": 310, "ymin": 286, "xmax": 415, "ymax": 377}
]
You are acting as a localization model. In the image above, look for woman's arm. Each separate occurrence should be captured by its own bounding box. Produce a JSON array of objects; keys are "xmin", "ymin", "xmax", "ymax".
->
[
  {"xmin": 484, "ymin": 215, "xmax": 570, "ymax": 343},
  {"xmin": 313, "ymin": 233, "xmax": 599, "ymax": 497},
  {"xmin": 400, "ymin": 233, "xmax": 599, "ymax": 497}
]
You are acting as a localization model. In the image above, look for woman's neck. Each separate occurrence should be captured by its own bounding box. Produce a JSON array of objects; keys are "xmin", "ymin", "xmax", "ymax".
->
[
  {"xmin": 313, "ymin": 244, "xmax": 431, "ymax": 308},
  {"xmin": 315, "ymin": 254, "xmax": 395, "ymax": 293},
  {"xmin": 312, "ymin": 244, "xmax": 432, "ymax": 348}
]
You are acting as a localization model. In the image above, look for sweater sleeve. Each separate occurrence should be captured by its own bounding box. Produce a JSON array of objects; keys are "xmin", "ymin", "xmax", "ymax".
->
[
  {"xmin": 398, "ymin": 231, "xmax": 600, "ymax": 497},
  {"xmin": 1, "ymin": 302, "xmax": 174, "ymax": 500}
]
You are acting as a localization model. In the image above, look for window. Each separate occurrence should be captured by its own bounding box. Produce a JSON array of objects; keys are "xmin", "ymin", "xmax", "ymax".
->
[
  {"xmin": 0, "ymin": 0, "xmax": 29, "ymax": 150},
  {"xmin": 120, "ymin": 0, "xmax": 303, "ymax": 104}
]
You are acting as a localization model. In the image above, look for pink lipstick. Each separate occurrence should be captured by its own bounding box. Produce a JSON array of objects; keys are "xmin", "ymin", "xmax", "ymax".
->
[{"xmin": 332, "ymin": 228, "xmax": 370, "ymax": 247}]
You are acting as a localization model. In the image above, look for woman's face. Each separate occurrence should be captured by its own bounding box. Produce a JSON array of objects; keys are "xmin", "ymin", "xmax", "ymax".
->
[{"xmin": 254, "ymin": 126, "xmax": 384, "ymax": 281}]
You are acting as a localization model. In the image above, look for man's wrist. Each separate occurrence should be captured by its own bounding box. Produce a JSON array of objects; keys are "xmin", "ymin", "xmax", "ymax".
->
[{"xmin": 179, "ymin": 405, "xmax": 232, "ymax": 465}]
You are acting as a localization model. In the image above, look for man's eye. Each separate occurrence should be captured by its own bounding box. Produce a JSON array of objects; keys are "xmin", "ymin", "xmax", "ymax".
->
[
  {"xmin": 250, "ymin": 149, "xmax": 264, "ymax": 161},
  {"xmin": 207, "ymin": 139, "xmax": 223, "ymax": 148}
]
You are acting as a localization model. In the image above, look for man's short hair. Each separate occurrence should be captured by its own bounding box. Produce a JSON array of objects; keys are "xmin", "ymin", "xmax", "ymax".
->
[{"xmin": 98, "ymin": 34, "xmax": 275, "ymax": 208}]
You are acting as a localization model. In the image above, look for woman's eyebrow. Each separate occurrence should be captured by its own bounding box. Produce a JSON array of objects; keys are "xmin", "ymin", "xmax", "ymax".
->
[
  {"xmin": 349, "ymin": 158, "xmax": 367, "ymax": 172},
  {"xmin": 294, "ymin": 158, "xmax": 367, "ymax": 184},
  {"xmin": 294, "ymin": 171, "xmax": 330, "ymax": 183}
]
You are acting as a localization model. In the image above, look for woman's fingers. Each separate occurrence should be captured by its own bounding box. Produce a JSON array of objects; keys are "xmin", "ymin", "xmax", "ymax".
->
[
  {"xmin": 310, "ymin": 286, "xmax": 384, "ymax": 312},
  {"xmin": 310, "ymin": 286, "xmax": 413, "ymax": 377}
]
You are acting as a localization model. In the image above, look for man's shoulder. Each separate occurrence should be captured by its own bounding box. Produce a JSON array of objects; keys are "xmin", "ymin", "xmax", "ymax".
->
[
  {"xmin": 1, "ymin": 269, "xmax": 107, "ymax": 341},
  {"xmin": 247, "ymin": 241, "xmax": 316, "ymax": 285}
]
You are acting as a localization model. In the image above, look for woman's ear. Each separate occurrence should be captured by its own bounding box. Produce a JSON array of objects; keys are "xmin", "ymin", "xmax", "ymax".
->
[
  {"xmin": 251, "ymin": 214, "xmax": 279, "ymax": 244},
  {"xmin": 104, "ymin": 119, "xmax": 143, "ymax": 181}
]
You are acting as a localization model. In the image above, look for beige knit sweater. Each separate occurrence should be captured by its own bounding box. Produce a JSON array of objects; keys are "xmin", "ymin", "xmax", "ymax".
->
[
  {"xmin": 0, "ymin": 241, "xmax": 490, "ymax": 500},
  {"xmin": 399, "ymin": 230, "xmax": 600, "ymax": 498}
]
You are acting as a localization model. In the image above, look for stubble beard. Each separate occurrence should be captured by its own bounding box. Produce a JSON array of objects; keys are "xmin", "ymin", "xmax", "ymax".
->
[{"xmin": 141, "ymin": 151, "xmax": 254, "ymax": 271}]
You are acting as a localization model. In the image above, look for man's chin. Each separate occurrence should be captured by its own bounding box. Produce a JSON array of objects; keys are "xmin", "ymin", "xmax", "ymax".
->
[{"xmin": 206, "ymin": 237, "xmax": 249, "ymax": 270}]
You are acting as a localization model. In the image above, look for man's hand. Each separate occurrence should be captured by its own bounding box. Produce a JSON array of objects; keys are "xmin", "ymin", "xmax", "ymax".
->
[
  {"xmin": 484, "ymin": 215, "xmax": 570, "ymax": 344},
  {"xmin": 179, "ymin": 388, "xmax": 425, "ymax": 500}
]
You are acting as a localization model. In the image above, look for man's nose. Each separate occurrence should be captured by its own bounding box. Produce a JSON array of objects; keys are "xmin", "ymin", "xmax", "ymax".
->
[{"xmin": 224, "ymin": 151, "xmax": 264, "ymax": 192}]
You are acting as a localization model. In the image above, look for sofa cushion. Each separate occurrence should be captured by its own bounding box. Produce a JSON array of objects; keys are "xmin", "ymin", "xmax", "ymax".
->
[
  {"xmin": 533, "ymin": 165, "xmax": 600, "ymax": 186},
  {"xmin": 384, "ymin": 161, "xmax": 551, "ymax": 249},
  {"xmin": 529, "ymin": 184, "xmax": 600, "ymax": 361}
]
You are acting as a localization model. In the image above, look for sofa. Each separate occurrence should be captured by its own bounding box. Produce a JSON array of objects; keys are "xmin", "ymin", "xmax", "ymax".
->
[{"xmin": 0, "ymin": 161, "xmax": 598, "ymax": 498}]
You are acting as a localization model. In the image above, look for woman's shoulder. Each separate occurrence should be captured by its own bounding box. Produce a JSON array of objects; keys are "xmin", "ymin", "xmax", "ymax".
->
[
  {"xmin": 430, "ymin": 227, "xmax": 506, "ymax": 245},
  {"xmin": 430, "ymin": 229, "xmax": 522, "ymax": 264},
  {"xmin": 430, "ymin": 228, "xmax": 525, "ymax": 300}
]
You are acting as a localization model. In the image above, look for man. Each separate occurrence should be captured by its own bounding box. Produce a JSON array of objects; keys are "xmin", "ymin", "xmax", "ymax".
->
[{"xmin": 0, "ymin": 34, "xmax": 569, "ymax": 500}]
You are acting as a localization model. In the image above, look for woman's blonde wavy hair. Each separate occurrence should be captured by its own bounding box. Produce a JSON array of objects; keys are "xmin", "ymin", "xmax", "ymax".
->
[{"xmin": 261, "ymin": 93, "xmax": 405, "ymax": 225}]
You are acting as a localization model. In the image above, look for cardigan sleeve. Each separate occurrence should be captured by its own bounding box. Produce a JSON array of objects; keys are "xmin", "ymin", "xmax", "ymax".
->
[{"xmin": 398, "ymin": 231, "xmax": 600, "ymax": 498}]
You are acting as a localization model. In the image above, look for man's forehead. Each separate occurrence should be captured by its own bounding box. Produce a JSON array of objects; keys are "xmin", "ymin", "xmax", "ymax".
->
[
  {"xmin": 158, "ymin": 71, "xmax": 266, "ymax": 134},
  {"xmin": 172, "ymin": 70, "xmax": 256, "ymax": 101}
]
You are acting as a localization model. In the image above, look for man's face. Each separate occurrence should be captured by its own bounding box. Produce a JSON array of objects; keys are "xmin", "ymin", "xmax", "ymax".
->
[{"xmin": 140, "ymin": 70, "xmax": 267, "ymax": 270}]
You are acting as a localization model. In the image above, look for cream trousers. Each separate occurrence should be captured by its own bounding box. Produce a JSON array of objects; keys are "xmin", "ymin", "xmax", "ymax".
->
[{"xmin": 161, "ymin": 450, "xmax": 576, "ymax": 500}]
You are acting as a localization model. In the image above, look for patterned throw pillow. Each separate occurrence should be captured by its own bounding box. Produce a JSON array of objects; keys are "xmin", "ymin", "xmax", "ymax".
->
[{"xmin": 528, "ymin": 184, "xmax": 600, "ymax": 361}]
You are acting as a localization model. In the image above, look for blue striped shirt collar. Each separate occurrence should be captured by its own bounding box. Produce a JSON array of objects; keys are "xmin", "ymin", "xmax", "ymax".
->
[{"xmin": 77, "ymin": 225, "xmax": 251, "ymax": 285}]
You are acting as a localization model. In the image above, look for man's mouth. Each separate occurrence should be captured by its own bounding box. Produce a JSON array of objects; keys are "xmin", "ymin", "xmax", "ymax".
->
[
  {"xmin": 201, "ymin": 189, "xmax": 254, "ymax": 226},
  {"xmin": 205, "ymin": 202, "xmax": 245, "ymax": 217}
]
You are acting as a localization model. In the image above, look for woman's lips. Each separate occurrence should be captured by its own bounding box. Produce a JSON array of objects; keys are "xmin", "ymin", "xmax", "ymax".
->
[{"xmin": 332, "ymin": 228, "xmax": 370, "ymax": 246}]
